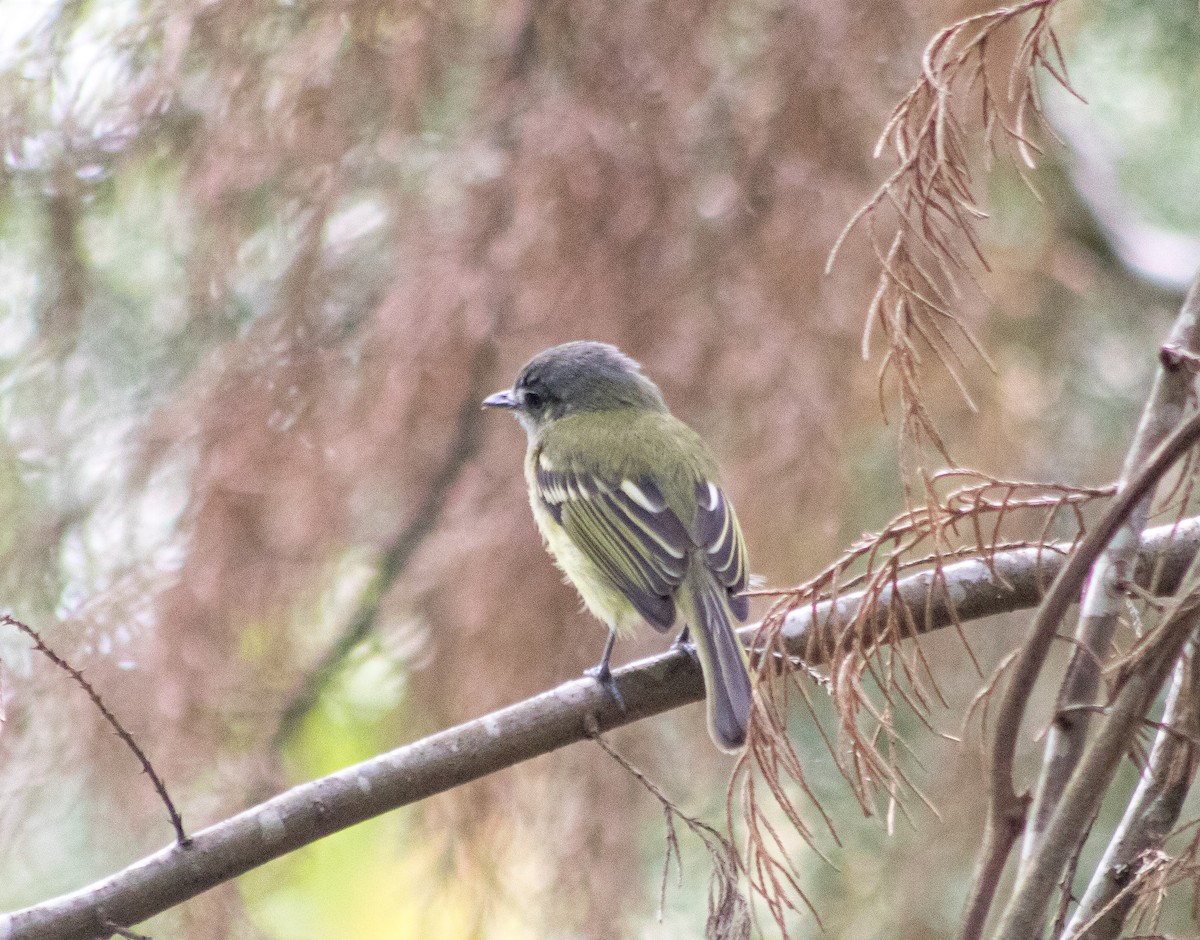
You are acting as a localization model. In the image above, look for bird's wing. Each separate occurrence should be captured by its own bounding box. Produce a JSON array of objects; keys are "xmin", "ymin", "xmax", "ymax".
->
[
  {"xmin": 690, "ymin": 479, "xmax": 750, "ymax": 620},
  {"xmin": 535, "ymin": 462, "xmax": 690, "ymax": 632}
]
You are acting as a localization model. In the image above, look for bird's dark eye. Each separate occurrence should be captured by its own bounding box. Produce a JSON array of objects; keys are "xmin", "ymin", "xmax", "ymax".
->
[{"xmin": 522, "ymin": 389, "xmax": 544, "ymax": 410}]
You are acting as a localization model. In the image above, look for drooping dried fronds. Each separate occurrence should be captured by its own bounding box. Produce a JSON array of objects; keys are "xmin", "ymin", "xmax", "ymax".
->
[
  {"xmin": 733, "ymin": 470, "xmax": 1113, "ymax": 935},
  {"xmin": 828, "ymin": 0, "xmax": 1080, "ymax": 468},
  {"xmin": 764, "ymin": 470, "xmax": 1110, "ymax": 670}
]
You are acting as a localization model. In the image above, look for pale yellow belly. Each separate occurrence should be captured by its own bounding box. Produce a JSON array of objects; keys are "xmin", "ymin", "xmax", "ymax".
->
[{"xmin": 530, "ymin": 495, "xmax": 645, "ymax": 638}]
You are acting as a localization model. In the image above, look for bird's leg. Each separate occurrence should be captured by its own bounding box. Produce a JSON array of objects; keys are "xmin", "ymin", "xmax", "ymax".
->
[
  {"xmin": 672, "ymin": 625, "xmax": 701, "ymax": 669},
  {"xmin": 587, "ymin": 630, "xmax": 617, "ymax": 681},
  {"xmin": 584, "ymin": 630, "xmax": 625, "ymax": 711}
]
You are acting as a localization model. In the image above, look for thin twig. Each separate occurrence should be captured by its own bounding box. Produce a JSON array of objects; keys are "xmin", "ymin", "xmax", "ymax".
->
[
  {"xmin": 587, "ymin": 719, "xmax": 750, "ymax": 938},
  {"xmin": 961, "ymin": 409, "xmax": 1200, "ymax": 940},
  {"xmin": 99, "ymin": 912, "xmax": 152, "ymax": 940},
  {"xmin": 1025, "ymin": 276, "xmax": 1200, "ymax": 865},
  {"xmin": 1, "ymin": 615, "xmax": 186, "ymax": 845}
]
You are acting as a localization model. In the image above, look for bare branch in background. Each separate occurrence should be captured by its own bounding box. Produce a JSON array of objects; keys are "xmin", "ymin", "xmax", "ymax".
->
[
  {"xmin": 993, "ymin": 560, "xmax": 1200, "ymax": 940},
  {"xmin": 272, "ymin": 335, "xmax": 498, "ymax": 748},
  {"xmin": 959, "ymin": 408, "xmax": 1200, "ymax": 940}
]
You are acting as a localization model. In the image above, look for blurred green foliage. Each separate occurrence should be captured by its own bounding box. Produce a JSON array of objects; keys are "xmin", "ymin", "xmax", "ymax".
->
[{"xmin": 1067, "ymin": 0, "xmax": 1200, "ymax": 233}]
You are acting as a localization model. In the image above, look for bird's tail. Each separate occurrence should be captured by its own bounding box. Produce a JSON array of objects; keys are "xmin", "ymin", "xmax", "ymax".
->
[{"xmin": 679, "ymin": 567, "xmax": 753, "ymax": 752}]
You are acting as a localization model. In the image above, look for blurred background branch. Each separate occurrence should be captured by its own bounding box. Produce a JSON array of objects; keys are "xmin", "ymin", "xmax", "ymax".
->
[{"xmin": 272, "ymin": 334, "xmax": 497, "ymax": 749}]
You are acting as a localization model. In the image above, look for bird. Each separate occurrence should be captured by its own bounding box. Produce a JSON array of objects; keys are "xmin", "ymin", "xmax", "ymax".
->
[{"xmin": 482, "ymin": 341, "xmax": 754, "ymax": 752}]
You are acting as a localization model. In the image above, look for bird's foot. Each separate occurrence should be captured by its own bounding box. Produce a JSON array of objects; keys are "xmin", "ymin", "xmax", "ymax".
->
[
  {"xmin": 584, "ymin": 661, "xmax": 626, "ymax": 712},
  {"xmin": 671, "ymin": 628, "xmax": 699, "ymax": 666}
]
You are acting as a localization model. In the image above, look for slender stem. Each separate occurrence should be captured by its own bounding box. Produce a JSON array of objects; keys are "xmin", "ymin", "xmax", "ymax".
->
[
  {"xmin": 1025, "ymin": 278, "xmax": 1200, "ymax": 863},
  {"xmin": 960, "ymin": 409, "xmax": 1200, "ymax": 940},
  {"xmin": 1062, "ymin": 640, "xmax": 1200, "ymax": 939},
  {"xmin": 993, "ymin": 574, "xmax": 1200, "ymax": 940}
]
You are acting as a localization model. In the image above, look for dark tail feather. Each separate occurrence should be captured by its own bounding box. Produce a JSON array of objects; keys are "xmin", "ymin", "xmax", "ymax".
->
[{"xmin": 685, "ymin": 571, "xmax": 753, "ymax": 752}]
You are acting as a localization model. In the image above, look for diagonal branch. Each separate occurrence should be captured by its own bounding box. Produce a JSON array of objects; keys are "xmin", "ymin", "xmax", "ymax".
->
[
  {"xmin": 1062, "ymin": 639, "xmax": 1200, "ymax": 939},
  {"xmin": 1024, "ymin": 276, "xmax": 1200, "ymax": 865},
  {"xmin": 272, "ymin": 0, "xmax": 544, "ymax": 748},
  {"xmin": 960, "ymin": 408, "xmax": 1200, "ymax": 940},
  {"xmin": 272, "ymin": 335, "xmax": 497, "ymax": 748},
  {"xmin": 993, "ymin": 560, "xmax": 1200, "ymax": 940},
  {"xmin": 7, "ymin": 516, "xmax": 1200, "ymax": 940}
]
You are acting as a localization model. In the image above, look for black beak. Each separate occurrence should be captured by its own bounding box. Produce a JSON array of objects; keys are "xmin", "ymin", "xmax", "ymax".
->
[{"xmin": 482, "ymin": 389, "xmax": 517, "ymax": 409}]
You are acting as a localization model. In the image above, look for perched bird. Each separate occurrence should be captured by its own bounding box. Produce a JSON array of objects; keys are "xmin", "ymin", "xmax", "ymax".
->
[{"xmin": 483, "ymin": 341, "xmax": 754, "ymax": 752}]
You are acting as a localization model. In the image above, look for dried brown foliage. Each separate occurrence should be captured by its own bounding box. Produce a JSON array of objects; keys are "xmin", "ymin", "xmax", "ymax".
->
[
  {"xmin": 734, "ymin": 423, "xmax": 1200, "ymax": 936},
  {"xmin": 733, "ymin": 471, "xmax": 1112, "ymax": 933},
  {"xmin": 830, "ymin": 0, "xmax": 1079, "ymax": 472}
]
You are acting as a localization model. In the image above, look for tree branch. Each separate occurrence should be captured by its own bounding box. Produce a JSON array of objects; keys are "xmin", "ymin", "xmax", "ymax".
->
[
  {"xmin": 960, "ymin": 408, "xmax": 1200, "ymax": 940},
  {"xmin": 993, "ymin": 563, "xmax": 1200, "ymax": 940},
  {"xmin": 272, "ymin": 335, "xmax": 497, "ymax": 748},
  {"xmin": 7, "ymin": 516, "xmax": 1200, "ymax": 940},
  {"xmin": 1024, "ymin": 275, "xmax": 1200, "ymax": 864},
  {"xmin": 1062, "ymin": 638, "xmax": 1200, "ymax": 939}
]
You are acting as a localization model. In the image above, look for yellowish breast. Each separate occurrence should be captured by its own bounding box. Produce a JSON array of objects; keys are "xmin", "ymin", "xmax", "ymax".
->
[{"xmin": 525, "ymin": 454, "xmax": 645, "ymax": 637}]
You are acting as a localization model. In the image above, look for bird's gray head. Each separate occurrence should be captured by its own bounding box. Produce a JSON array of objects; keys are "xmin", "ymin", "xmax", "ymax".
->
[{"xmin": 482, "ymin": 341, "xmax": 667, "ymax": 435}]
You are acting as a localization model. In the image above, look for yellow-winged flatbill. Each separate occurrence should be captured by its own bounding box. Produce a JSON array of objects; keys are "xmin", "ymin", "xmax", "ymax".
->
[{"xmin": 483, "ymin": 341, "xmax": 753, "ymax": 752}]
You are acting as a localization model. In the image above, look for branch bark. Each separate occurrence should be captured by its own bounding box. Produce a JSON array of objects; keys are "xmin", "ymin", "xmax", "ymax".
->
[
  {"xmin": 993, "ymin": 565, "xmax": 1200, "ymax": 940},
  {"xmin": 6, "ymin": 516, "xmax": 1200, "ymax": 940},
  {"xmin": 1024, "ymin": 276, "xmax": 1200, "ymax": 864},
  {"xmin": 960, "ymin": 409, "xmax": 1200, "ymax": 940},
  {"xmin": 1062, "ymin": 640, "xmax": 1200, "ymax": 939}
]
